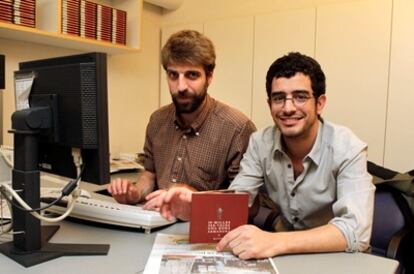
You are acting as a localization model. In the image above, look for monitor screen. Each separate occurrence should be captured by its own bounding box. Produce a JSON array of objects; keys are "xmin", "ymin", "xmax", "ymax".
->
[{"xmin": 15, "ymin": 52, "xmax": 110, "ymax": 185}]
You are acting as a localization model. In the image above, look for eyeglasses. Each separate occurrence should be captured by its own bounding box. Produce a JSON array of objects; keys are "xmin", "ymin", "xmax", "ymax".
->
[{"xmin": 270, "ymin": 93, "xmax": 313, "ymax": 107}]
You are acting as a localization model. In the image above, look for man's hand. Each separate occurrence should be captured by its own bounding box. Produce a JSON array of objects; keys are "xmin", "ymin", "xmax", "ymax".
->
[
  {"xmin": 159, "ymin": 187, "xmax": 194, "ymax": 221},
  {"xmin": 107, "ymin": 178, "xmax": 140, "ymax": 204},
  {"xmin": 216, "ymin": 225, "xmax": 282, "ymax": 260},
  {"xmin": 216, "ymin": 223, "xmax": 348, "ymax": 260},
  {"xmin": 143, "ymin": 189, "xmax": 167, "ymax": 211}
]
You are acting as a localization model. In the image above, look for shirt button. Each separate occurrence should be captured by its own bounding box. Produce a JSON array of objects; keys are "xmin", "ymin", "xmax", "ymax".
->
[
  {"xmin": 177, "ymin": 157, "xmax": 182, "ymax": 161},
  {"xmin": 182, "ymin": 135, "xmax": 187, "ymax": 139},
  {"xmin": 287, "ymin": 164, "xmax": 292, "ymax": 168},
  {"xmin": 290, "ymin": 191, "xmax": 296, "ymax": 197},
  {"xmin": 293, "ymin": 217, "xmax": 299, "ymax": 222}
]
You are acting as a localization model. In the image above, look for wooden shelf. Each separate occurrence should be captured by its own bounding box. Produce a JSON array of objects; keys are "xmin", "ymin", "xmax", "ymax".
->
[
  {"xmin": 0, "ymin": 22, "xmax": 138, "ymax": 54},
  {"xmin": 0, "ymin": 0, "xmax": 142, "ymax": 54}
]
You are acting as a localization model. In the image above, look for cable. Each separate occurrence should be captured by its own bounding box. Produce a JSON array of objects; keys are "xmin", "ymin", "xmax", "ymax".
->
[
  {"xmin": 0, "ymin": 186, "xmax": 63, "ymax": 212},
  {"xmin": 0, "ymin": 167, "xmax": 84, "ymax": 222},
  {"xmin": 0, "ymin": 147, "xmax": 85, "ymax": 223},
  {"xmin": 71, "ymin": 147, "xmax": 83, "ymax": 179},
  {"xmin": 0, "ymin": 164, "xmax": 84, "ymax": 213},
  {"xmin": 1, "ymin": 183, "xmax": 76, "ymax": 223}
]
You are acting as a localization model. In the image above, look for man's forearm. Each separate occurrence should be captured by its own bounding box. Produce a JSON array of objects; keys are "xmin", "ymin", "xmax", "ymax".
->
[
  {"xmin": 276, "ymin": 223, "xmax": 347, "ymax": 255},
  {"xmin": 135, "ymin": 170, "xmax": 156, "ymax": 202}
]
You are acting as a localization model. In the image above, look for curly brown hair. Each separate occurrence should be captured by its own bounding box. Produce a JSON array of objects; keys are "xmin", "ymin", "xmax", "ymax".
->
[{"xmin": 265, "ymin": 52, "xmax": 326, "ymax": 99}]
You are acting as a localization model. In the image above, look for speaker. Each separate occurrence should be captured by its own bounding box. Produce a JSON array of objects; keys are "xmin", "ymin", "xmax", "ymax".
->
[{"xmin": 0, "ymin": 55, "xmax": 4, "ymax": 89}]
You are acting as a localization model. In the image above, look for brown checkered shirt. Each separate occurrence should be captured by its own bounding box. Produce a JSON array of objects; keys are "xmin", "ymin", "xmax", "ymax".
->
[{"xmin": 143, "ymin": 95, "xmax": 256, "ymax": 191}]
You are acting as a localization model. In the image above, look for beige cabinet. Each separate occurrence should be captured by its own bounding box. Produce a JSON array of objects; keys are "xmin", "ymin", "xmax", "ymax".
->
[{"xmin": 0, "ymin": 0, "xmax": 142, "ymax": 54}]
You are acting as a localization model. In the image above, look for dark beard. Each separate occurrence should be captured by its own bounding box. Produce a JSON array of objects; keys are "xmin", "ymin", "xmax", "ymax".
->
[{"xmin": 172, "ymin": 90, "xmax": 207, "ymax": 114}]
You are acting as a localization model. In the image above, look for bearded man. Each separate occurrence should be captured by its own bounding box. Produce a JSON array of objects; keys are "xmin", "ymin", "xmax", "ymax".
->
[{"xmin": 108, "ymin": 30, "xmax": 256, "ymax": 209}]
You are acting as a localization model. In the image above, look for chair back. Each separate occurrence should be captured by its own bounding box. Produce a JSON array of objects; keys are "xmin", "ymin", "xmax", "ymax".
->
[
  {"xmin": 371, "ymin": 187, "xmax": 406, "ymax": 256},
  {"xmin": 370, "ymin": 184, "xmax": 414, "ymax": 274}
]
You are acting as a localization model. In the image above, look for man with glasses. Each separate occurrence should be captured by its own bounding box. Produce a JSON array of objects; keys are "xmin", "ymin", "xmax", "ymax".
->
[{"xmin": 159, "ymin": 52, "xmax": 375, "ymax": 259}]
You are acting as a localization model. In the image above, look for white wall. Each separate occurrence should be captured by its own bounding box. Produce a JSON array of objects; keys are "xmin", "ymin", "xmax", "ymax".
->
[
  {"xmin": 316, "ymin": 0, "xmax": 392, "ymax": 166},
  {"xmin": 160, "ymin": 0, "xmax": 361, "ymax": 24},
  {"xmin": 252, "ymin": 8, "xmax": 316, "ymax": 129},
  {"xmin": 159, "ymin": 0, "xmax": 413, "ymax": 171},
  {"xmin": 2, "ymin": 0, "xmax": 413, "ymax": 171},
  {"xmin": 107, "ymin": 3, "xmax": 163, "ymax": 156},
  {"xmin": 385, "ymin": 0, "xmax": 414, "ymax": 171}
]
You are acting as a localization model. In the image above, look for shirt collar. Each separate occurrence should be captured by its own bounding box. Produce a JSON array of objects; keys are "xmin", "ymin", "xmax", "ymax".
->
[
  {"xmin": 272, "ymin": 119, "xmax": 324, "ymax": 166},
  {"xmin": 273, "ymin": 127, "xmax": 283, "ymax": 155},
  {"xmin": 306, "ymin": 119, "xmax": 324, "ymax": 166},
  {"xmin": 174, "ymin": 95, "xmax": 214, "ymax": 135}
]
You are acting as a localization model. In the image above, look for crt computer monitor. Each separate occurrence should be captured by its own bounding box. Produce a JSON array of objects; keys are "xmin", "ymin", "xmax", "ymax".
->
[{"xmin": 18, "ymin": 52, "xmax": 110, "ymax": 185}]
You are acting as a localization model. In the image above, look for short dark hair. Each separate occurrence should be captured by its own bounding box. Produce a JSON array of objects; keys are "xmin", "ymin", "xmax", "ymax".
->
[
  {"xmin": 161, "ymin": 30, "xmax": 216, "ymax": 75},
  {"xmin": 265, "ymin": 52, "xmax": 326, "ymax": 98}
]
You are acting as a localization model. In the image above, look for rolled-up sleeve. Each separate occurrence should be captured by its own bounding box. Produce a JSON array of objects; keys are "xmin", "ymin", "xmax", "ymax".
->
[{"xmin": 329, "ymin": 147, "xmax": 375, "ymax": 252}]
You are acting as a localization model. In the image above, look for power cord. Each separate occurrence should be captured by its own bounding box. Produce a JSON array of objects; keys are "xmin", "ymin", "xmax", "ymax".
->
[
  {"xmin": 0, "ymin": 169, "xmax": 82, "ymax": 212},
  {"xmin": 71, "ymin": 147, "xmax": 83, "ymax": 180},
  {"xmin": 0, "ymin": 169, "xmax": 83, "ymax": 223},
  {"xmin": 0, "ymin": 147, "xmax": 86, "ymax": 223}
]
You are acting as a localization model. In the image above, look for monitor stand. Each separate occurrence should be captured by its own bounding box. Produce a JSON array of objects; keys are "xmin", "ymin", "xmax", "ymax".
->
[
  {"xmin": 0, "ymin": 225, "xmax": 109, "ymax": 267},
  {"xmin": 0, "ymin": 107, "xmax": 109, "ymax": 267}
]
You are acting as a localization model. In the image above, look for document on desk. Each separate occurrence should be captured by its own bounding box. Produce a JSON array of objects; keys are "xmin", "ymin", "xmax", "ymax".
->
[
  {"xmin": 110, "ymin": 158, "xmax": 143, "ymax": 174},
  {"xmin": 143, "ymin": 233, "xmax": 279, "ymax": 274}
]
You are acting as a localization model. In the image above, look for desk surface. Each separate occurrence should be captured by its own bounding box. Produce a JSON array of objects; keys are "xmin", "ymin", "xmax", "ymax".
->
[
  {"xmin": 0, "ymin": 220, "xmax": 399, "ymax": 274},
  {"xmin": 0, "ymin": 173, "xmax": 399, "ymax": 273}
]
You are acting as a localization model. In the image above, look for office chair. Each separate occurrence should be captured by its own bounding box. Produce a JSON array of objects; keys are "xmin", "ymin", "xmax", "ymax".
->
[{"xmin": 370, "ymin": 184, "xmax": 414, "ymax": 274}]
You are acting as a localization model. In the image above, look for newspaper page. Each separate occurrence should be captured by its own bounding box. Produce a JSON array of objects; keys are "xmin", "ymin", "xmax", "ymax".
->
[{"xmin": 143, "ymin": 233, "xmax": 279, "ymax": 274}]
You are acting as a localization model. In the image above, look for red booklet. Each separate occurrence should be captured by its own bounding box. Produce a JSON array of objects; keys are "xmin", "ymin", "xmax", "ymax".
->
[{"xmin": 189, "ymin": 191, "xmax": 249, "ymax": 243}]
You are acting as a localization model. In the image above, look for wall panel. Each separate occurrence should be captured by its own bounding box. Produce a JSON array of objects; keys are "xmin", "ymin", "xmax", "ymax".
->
[
  {"xmin": 204, "ymin": 16, "xmax": 254, "ymax": 117},
  {"xmin": 252, "ymin": 8, "xmax": 316, "ymax": 129},
  {"xmin": 385, "ymin": 0, "xmax": 414, "ymax": 171},
  {"xmin": 316, "ymin": 0, "xmax": 392, "ymax": 164}
]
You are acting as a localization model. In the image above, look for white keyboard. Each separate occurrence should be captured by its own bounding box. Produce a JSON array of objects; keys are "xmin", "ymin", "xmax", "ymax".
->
[{"xmin": 41, "ymin": 187, "xmax": 176, "ymax": 233}]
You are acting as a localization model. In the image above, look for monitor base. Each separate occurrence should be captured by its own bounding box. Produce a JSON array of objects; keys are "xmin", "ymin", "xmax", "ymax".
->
[{"xmin": 0, "ymin": 225, "xmax": 109, "ymax": 267}]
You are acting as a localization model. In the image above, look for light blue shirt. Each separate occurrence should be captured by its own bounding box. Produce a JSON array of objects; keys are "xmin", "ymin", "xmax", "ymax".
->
[{"xmin": 229, "ymin": 120, "xmax": 375, "ymax": 252}]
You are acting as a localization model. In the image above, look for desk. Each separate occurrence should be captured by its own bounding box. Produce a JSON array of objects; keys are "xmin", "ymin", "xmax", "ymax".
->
[{"xmin": 0, "ymin": 220, "xmax": 399, "ymax": 274}]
